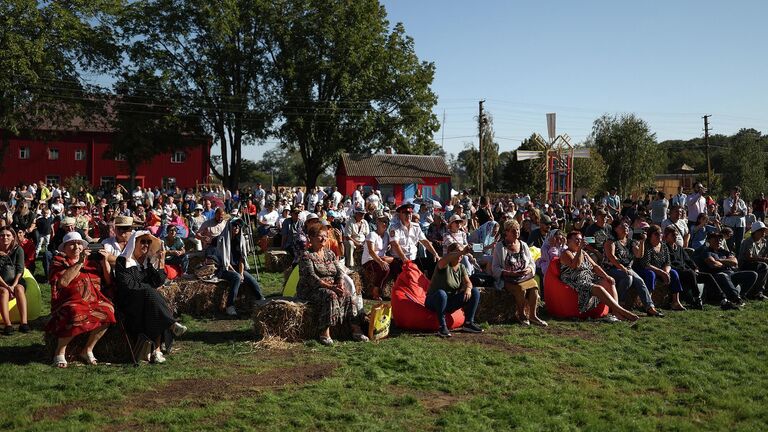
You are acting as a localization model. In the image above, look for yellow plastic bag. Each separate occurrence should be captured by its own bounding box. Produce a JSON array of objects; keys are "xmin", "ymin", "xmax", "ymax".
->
[{"xmin": 367, "ymin": 303, "xmax": 392, "ymax": 341}]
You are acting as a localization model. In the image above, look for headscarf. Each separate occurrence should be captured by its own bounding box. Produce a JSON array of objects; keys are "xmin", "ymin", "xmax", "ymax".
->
[
  {"xmin": 120, "ymin": 230, "xmax": 162, "ymax": 269},
  {"xmin": 470, "ymin": 221, "xmax": 499, "ymax": 249},
  {"xmin": 216, "ymin": 218, "xmax": 249, "ymax": 271}
]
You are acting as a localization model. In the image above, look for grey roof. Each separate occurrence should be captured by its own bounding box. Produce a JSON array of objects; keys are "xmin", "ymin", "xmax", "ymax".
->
[{"xmin": 340, "ymin": 153, "xmax": 451, "ymax": 178}]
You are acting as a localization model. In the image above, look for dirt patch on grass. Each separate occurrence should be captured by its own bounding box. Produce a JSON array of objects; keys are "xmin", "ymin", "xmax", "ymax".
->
[
  {"xmin": 443, "ymin": 331, "xmax": 535, "ymax": 355},
  {"xmin": 388, "ymin": 385, "xmax": 470, "ymax": 413},
  {"xmin": 41, "ymin": 362, "xmax": 336, "ymax": 425}
]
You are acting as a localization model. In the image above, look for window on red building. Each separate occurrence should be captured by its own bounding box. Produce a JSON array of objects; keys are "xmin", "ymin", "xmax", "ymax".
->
[
  {"xmin": 75, "ymin": 149, "xmax": 86, "ymax": 161},
  {"xmin": 101, "ymin": 176, "xmax": 116, "ymax": 189},
  {"xmin": 171, "ymin": 151, "xmax": 186, "ymax": 163},
  {"xmin": 48, "ymin": 148, "xmax": 59, "ymax": 160},
  {"xmin": 114, "ymin": 153, "xmax": 126, "ymax": 161},
  {"xmin": 18, "ymin": 147, "xmax": 30, "ymax": 159},
  {"xmin": 46, "ymin": 175, "xmax": 60, "ymax": 185}
]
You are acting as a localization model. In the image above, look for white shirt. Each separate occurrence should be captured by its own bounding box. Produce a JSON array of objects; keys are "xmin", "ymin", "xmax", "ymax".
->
[
  {"xmin": 390, "ymin": 222, "xmax": 426, "ymax": 261},
  {"xmin": 345, "ymin": 218, "xmax": 370, "ymax": 243},
  {"xmin": 362, "ymin": 231, "xmax": 387, "ymax": 265},
  {"xmin": 723, "ymin": 197, "xmax": 748, "ymax": 228},
  {"xmin": 661, "ymin": 218, "xmax": 689, "ymax": 247},
  {"xmin": 686, "ymin": 193, "xmax": 707, "ymax": 223},
  {"xmin": 332, "ymin": 191, "xmax": 343, "ymax": 208},
  {"xmin": 352, "ymin": 189, "xmax": 364, "ymax": 207},
  {"xmin": 102, "ymin": 237, "xmax": 124, "ymax": 256},
  {"xmin": 258, "ymin": 209, "xmax": 279, "ymax": 227}
]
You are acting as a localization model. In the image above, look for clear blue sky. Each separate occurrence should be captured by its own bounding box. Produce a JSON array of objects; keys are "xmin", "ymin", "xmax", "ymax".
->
[{"xmin": 240, "ymin": 1, "xmax": 768, "ymax": 162}]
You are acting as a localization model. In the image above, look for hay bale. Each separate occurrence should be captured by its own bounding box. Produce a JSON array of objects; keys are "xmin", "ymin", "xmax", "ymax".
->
[
  {"xmin": 630, "ymin": 282, "xmax": 671, "ymax": 310},
  {"xmin": 348, "ymin": 270, "xmax": 363, "ymax": 296},
  {"xmin": 265, "ymin": 249, "xmax": 291, "ymax": 273},
  {"xmin": 251, "ymin": 298, "xmax": 352, "ymax": 342},
  {"xmin": 166, "ymin": 279, "xmax": 259, "ymax": 317},
  {"xmin": 474, "ymin": 287, "xmax": 518, "ymax": 324},
  {"xmin": 44, "ymin": 326, "xmax": 134, "ymax": 364},
  {"xmin": 360, "ymin": 268, "xmax": 395, "ymax": 300},
  {"xmin": 194, "ymin": 264, "xmax": 217, "ymax": 279},
  {"xmin": 187, "ymin": 251, "xmax": 206, "ymax": 270}
]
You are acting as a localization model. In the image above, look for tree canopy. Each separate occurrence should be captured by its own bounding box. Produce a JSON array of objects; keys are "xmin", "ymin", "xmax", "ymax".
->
[
  {"xmin": 268, "ymin": 0, "xmax": 440, "ymax": 191},
  {"xmin": 590, "ymin": 113, "xmax": 660, "ymax": 198}
]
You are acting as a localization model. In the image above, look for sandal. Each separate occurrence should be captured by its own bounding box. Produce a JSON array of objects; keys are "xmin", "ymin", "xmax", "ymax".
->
[
  {"xmin": 80, "ymin": 351, "xmax": 97, "ymax": 365},
  {"xmin": 671, "ymin": 304, "xmax": 687, "ymax": 311},
  {"xmin": 52, "ymin": 354, "xmax": 68, "ymax": 368},
  {"xmin": 318, "ymin": 336, "xmax": 334, "ymax": 346},
  {"xmin": 352, "ymin": 333, "xmax": 369, "ymax": 342},
  {"xmin": 531, "ymin": 318, "xmax": 549, "ymax": 327}
]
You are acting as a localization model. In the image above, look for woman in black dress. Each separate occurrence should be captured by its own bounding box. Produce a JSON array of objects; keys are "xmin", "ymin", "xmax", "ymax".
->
[{"xmin": 113, "ymin": 231, "xmax": 187, "ymax": 363}]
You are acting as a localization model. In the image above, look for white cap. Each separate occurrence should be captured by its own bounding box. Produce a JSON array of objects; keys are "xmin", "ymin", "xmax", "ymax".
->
[{"xmin": 751, "ymin": 221, "xmax": 767, "ymax": 233}]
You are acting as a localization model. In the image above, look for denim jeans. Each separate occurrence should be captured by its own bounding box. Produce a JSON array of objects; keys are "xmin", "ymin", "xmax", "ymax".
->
[
  {"xmin": 424, "ymin": 287, "xmax": 480, "ymax": 330},
  {"xmin": 637, "ymin": 268, "xmax": 683, "ymax": 294},
  {"xmin": 710, "ymin": 270, "xmax": 757, "ymax": 302},
  {"xmin": 739, "ymin": 261, "xmax": 768, "ymax": 297},
  {"xmin": 220, "ymin": 270, "xmax": 264, "ymax": 307},
  {"xmin": 607, "ymin": 267, "xmax": 654, "ymax": 309}
]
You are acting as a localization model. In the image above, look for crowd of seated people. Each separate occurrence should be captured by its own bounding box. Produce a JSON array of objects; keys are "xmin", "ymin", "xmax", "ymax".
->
[{"xmin": 3, "ymin": 179, "xmax": 768, "ymax": 360}]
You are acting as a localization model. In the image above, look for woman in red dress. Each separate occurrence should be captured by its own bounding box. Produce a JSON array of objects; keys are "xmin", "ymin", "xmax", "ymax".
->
[{"xmin": 46, "ymin": 232, "xmax": 116, "ymax": 368}]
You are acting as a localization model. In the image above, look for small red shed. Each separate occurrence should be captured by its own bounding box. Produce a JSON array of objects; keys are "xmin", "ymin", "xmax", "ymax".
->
[{"xmin": 336, "ymin": 151, "xmax": 452, "ymax": 204}]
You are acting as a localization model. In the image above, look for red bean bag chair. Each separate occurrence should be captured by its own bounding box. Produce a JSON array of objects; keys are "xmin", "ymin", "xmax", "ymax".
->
[
  {"xmin": 391, "ymin": 261, "xmax": 465, "ymax": 331},
  {"xmin": 164, "ymin": 264, "xmax": 182, "ymax": 280},
  {"xmin": 544, "ymin": 257, "xmax": 609, "ymax": 319}
]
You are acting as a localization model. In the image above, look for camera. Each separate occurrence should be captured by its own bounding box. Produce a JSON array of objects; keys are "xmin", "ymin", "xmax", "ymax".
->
[{"xmin": 87, "ymin": 243, "xmax": 105, "ymax": 260}]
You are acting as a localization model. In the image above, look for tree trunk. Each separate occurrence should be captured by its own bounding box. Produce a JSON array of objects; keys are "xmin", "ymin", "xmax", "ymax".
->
[{"xmin": 0, "ymin": 129, "xmax": 8, "ymax": 172}]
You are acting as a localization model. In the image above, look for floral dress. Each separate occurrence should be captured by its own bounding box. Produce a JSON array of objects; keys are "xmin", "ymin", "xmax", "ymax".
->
[
  {"xmin": 560, "ymin": 257, "xmax": 601, "ymax": 313},
  {"xmin": 45, "ymin": 255, "xmax": 116, "ymax": 338},
  {"xmin": 297, "ymin": 249, "xmax": 358, "ymax": 333}
]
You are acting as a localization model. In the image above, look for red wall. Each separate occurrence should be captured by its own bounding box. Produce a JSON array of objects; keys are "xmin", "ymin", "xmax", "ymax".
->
[{"xmin": 0, "ymin": 130, "xmax": 210, "ymax": 188}]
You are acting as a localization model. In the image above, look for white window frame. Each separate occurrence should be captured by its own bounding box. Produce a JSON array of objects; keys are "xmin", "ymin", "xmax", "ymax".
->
[
  {"xmin": 114, "ymin": 153, "xmax": 126, "ymax": 161},
  {"xmin": 18, "ymin": 147, "xmax": 30, "ymax": 160},
  {"xmin": 46, "ymin": 175, "xmax": 60, "ymax": 185},
  {"xmin": 74, "ymin": 149, "xmax": 86, "ymax": 161},
  {"xmin": 171, "ymin": 150, "xmax": 187, "ymax": 163},
  {"xmin": 100, "ymin": 176, "xmax": 116, "ymax": 187},
  {"xmin": 48, "ymin": 148, "xmax": 59, "ymax": 160}
]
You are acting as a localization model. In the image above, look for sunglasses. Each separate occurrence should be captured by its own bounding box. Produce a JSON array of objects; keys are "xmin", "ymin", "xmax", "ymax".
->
[{"xmin": 139, "ymin": 239, "xmax": 153, "ymax": 245}]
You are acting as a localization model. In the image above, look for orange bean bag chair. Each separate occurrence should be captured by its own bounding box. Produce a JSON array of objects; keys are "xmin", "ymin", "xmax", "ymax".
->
[
  {"xmin": 544, "ymin": 257, "xmax": 609, "ymax": 319},
  {"xmin": 391, "ymin": 261, "xmax": 465, "ymax": 331},
  {"xmin": 164, "ymin": 264, "xmax": 182, "ymax": 280}
]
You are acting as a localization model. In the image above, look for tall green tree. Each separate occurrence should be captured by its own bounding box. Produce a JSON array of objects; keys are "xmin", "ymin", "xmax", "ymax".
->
[
  {"xmin": 722, "ymin": 128, "xmax": 767, "ymax": 199},
  {"xmin": 268, "ymin": 0, "xmax": 440, "ymax": 191},
  {"xmin": 590, "ymin": 113, "xmax": 660, "ymax": 197},
  {"xmin": 110, "ymin": 70, "xmax": 204, "ymax": 189},
  {"xmin": 117, "ymin": 0, "xmax": 277, "ymax": 190},
  {"xmin": 573, "ymin": 145, "xmax": 607, "ymax": 197},
  {"xmin": 0, "ymin": 0, "xmax": 120, "ymax": 164},
  {"xmin": 498, "ymin": 134, "xmax": 546, "ymax": 197}
]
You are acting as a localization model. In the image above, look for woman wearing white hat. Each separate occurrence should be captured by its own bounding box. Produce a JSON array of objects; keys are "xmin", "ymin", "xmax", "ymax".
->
[{"xmin": 47, "ymin": 232, "xmax": 116, "ymax": 368}]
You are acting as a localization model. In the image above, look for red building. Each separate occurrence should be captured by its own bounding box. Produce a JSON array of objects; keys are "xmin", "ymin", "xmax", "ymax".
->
[
  {"xmin": 336, "ymin": 152, "xmax": 452, "ymax": 204},
  {"xmin": 0, "ymin": 127, "xmax": 211, "ymax": 189}
]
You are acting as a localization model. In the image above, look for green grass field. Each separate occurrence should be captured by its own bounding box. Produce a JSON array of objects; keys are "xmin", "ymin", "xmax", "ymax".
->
[{"xmin": 1, "ymin": 259, "xmax": 767, "ymax": 432}]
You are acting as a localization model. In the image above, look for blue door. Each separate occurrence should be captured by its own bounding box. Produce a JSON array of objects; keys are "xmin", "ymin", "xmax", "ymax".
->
[
  {"xmin": 404, "ymin": 183, "xmax": 417, "ymax": 200},
  {"xmin": 422, "ymin": 186, "xmax": 432, "ymax": 200}
]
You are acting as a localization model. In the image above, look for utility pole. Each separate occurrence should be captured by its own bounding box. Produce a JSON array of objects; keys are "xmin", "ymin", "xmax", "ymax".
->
[
  {"xmin": 703, "ymin": 115, "xmax": 711, "ymax": 188},
  {"xmin": 478, "ymin": 100, "xmax": 485, "ymax": 196},
  {"xmin": 441, "ymin": 110, "xmax": 446, "ymax": 149}
]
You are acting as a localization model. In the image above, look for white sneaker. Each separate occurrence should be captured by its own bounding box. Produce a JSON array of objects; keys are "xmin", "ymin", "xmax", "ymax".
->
[
  {"xmin": 225, "ymin": 305, "xmax": 238, "ymax": 316},
  {"xmin": 172, "ymin": 322, "xmax": 187, "ymax": 337},
  {"xmin": 151, "ymin": 350, "xmax": 166, "ymax": 364}
]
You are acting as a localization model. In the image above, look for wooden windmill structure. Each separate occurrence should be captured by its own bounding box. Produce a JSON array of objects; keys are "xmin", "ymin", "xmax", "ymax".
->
[{"xmin": 516, "ymin": 113, "xmax": 590, "ymax": 206}]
